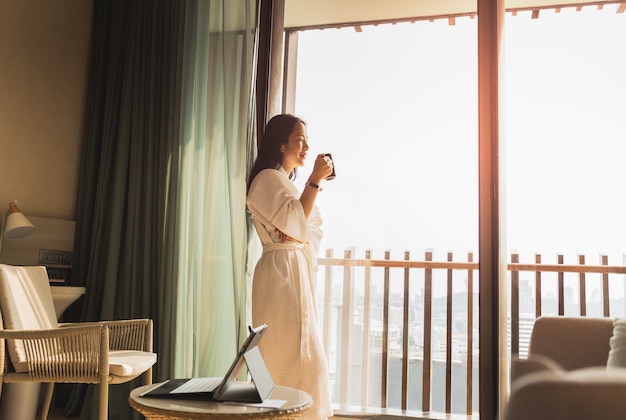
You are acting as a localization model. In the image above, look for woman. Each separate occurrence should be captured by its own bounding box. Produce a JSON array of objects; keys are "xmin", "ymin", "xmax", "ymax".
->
[{"xmin": 246, "ymin": 114, "xmax": 333, "ymax": 419}]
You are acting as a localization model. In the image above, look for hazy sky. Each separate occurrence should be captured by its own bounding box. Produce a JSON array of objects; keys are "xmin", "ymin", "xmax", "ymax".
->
[{"xmin": 294, "ymin": 6, "xmax": 626, "ymax": 269}]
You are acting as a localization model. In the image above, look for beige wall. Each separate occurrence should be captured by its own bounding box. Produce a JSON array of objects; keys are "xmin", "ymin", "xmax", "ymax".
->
[{"xmin": 0, "ymin": 0, "xmax": 93, "ymax": 221}]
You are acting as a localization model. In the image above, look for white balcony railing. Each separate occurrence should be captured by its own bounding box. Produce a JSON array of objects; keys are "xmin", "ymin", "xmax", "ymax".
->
[{"xmin": 317, "ymin": 248, "xmax": 626, "ymax": 418}]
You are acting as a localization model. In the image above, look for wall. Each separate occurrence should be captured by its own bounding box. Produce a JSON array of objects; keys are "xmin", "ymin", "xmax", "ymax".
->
[{"xmin": 0, "ymin": 0, "xmax": 93, "ymax": 221}]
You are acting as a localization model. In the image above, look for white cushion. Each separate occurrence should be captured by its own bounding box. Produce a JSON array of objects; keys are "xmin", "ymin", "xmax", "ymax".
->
[
  {"xmin": 0, "ymin": 265, "xmax": 58, "ymax": 369},
  {"xmin": 109, "ymin": 350, "xmax": 157, "ymax": 376},
  {"xmin": 11, "ymin": 349, "xmax": 157, "ymax": 375},
  {"xmin": 607, "ymin": 318, "xmax": 626, "ymax": 368}
]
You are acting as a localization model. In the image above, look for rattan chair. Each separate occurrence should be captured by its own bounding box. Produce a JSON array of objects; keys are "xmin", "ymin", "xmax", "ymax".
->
[{"xmin": 0, "ymin": 264, "xmax": 156, "ymax": 420}]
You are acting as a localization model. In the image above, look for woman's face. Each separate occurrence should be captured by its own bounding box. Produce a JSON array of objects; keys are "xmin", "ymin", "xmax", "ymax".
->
[{"xmin": 280, "ymin": 121, "xmax": 309, "ymax": 172}]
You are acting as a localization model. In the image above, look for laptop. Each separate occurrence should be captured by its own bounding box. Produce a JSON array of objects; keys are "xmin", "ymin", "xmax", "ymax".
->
[{"xmin": 141, "ymin": 324, "xmax": 274, "ymax": 403}]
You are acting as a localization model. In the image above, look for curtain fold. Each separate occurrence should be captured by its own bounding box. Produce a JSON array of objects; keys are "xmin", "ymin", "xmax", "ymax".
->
[
  {"xmin": 174, "ymin": 0, "xmax": 257, "ymax": 377},
  {"xmin": 67, "ymin": 0, "xmax": 258, "ymax": 418},
  {"xmin": 69, "ymin": 1, "xmax": 186, "ymax": 418}
]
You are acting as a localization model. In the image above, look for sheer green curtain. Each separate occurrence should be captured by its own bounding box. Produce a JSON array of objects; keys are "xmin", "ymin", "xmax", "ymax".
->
[
  {"xmin": 68, "ymin": 0, "xmax": 258, "ymax": 418},
  {"xmin": 174, "ymin": 0, "xmax": 257, "ymax": 377}
]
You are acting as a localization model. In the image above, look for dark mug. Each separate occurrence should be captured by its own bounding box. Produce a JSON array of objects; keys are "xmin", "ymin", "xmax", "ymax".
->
[{"xmin": 322, "ymin": 153, "xmax": 336, "ymax": 180}]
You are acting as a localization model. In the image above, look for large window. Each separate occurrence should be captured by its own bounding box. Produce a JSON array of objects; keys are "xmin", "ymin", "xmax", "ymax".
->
[
  {"xmin": 293, "ymin": 5, "xmax": 626, "ymax": 273},
  {"xmin": 293, "ymin": 18, "xmax": 478, "ymax": 262},
  {"xmin": 505, "ymin": 8, "xmax": 626, "ymax": 261},
  {"xmin": 288, "ymin": 5, "xmax": 626, "ymax": 413},
  {"xmin": 292, "ymin": 15, "xmax": 480, "ymax": 413}
]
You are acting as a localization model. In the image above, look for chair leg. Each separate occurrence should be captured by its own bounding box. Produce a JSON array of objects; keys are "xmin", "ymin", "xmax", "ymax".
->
[
  {"xmin": 144, "ymin": 367, "xmax": 153, "ymax": 385},
  {"xmin": 39, "ymin": 382, "xmax": 55, "ymax": 420},
  {"xmin": 98, "ymin": 382, "xmax": 108, "ymax": 420}
]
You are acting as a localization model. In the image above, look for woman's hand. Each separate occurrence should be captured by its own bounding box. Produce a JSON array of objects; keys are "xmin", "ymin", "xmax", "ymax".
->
[
  {"xmin": 300, "ymin": 154, "xmax": 333, "ymax": 221},
  {"xmin": 309, "ymin": 154, "xmax": 333, "ymax": 184},
  {"xmin": 275, "ymin": 228, "xmax": 295, "ymax": 243},
  {"xmin": 274, "ymin": 228, "xmax": 308, "ymax": 244}
]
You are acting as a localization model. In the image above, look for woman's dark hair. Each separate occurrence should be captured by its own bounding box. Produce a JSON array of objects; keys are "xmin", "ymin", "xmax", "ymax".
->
[{"xmin": 247, "ymin": 114, "xmax": 305, "ymax": 193}]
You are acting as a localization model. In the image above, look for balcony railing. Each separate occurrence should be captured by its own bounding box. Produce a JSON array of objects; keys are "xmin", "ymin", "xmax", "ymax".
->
[{"xmin": 317, "ymin": 247, "xmax": 626, "ymax": 418}]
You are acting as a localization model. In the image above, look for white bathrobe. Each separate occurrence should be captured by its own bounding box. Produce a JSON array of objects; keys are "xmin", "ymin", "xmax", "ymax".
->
[{"xmin": 247, "ymin": 167, "xmax": 333, "ymax": 420}]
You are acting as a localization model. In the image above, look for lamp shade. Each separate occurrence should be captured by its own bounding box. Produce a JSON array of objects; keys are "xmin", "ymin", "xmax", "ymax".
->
[{"xmin": 3, "ymin": 201, "xmax": 36, "ymax": 240}]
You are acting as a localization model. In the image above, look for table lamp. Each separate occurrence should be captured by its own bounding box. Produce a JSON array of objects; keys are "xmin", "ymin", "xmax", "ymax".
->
[{"xmin": 0, "ymin": 201, "xmax": 36, "ymax": 255}]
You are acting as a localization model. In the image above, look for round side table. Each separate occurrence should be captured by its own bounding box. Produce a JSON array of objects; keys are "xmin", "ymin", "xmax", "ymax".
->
[{"xmin": 129, "ymin": 383, "xmax": 312, "ymax": 420}]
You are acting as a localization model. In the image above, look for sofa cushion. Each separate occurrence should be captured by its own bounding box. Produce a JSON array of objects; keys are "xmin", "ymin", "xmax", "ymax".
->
[
  {"xmin": 0, "ymin": 265, "xmax": 58, "ymax": 371},
  {"xmin": 529, "ymin": 316, "xmax": 613, "ymax": 370},
  {"xmin": 109, "ymin": 350, "xmax": 157, "ymax": 376},
  {"xmin": 607, "ymin": 318, "xmax": 626, "ymax": 369}
]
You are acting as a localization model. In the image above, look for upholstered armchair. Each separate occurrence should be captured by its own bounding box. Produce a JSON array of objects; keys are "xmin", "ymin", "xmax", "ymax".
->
[
  {"xmin": 0, "ymin": 264, "xmax": 156, "ymax": 420},
  {"xmin": 504, "ymin": 316, "xmax": 626, "ymax": 420}
]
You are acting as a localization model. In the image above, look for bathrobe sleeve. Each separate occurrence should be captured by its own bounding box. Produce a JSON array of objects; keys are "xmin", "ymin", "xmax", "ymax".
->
[{"xmin": 247, "ymin": 169, "xmax": 312, "ymax": 244}]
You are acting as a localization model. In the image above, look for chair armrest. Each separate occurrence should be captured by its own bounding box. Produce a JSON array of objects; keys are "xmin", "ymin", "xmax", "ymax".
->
[
  {"xmin": 100, "ymin": 319, "xmax": 153, "ymax": 352},
  {"xmin": 59, "ymin": 319, "xmax": 153, "ymax": 352},
  {"xmin": 505, "ymin": 367, "xmax": 626, "ymax": 420},
  {"xmin": 0, "ymin": 324, "xmax": 107, "ymax": 379},
  {"xmin": 511, "ymin": 354, "xmax": 563, "ymax": 383}
]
